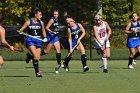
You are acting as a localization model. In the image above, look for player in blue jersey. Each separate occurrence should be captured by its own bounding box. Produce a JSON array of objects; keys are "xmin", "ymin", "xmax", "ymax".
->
[
  {"xmin": 63, "ymin": 16, "xmax": 89, "ymax": 72},
  {"xmin": 125, "ymin": 12, "xmax": 140, "ymax": 69},
  {"xmin": 18, "ymin": 8, "xmax": 46, "ymax": 77},
  {"xmin": 41, "ymin": 10, "xmax": 63, "ymax": 74},
  {"xmin": 0, "ymin": 14, "xmax": 15, "ymax": 67},
  {"xmin": 25, "ymin": 10, "xmax": 63, "ymax": 74}
]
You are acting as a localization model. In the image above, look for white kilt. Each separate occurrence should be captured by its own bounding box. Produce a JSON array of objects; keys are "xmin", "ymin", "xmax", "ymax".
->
[{"xmin": 94, "ymin": 39, "xmax": 110, "ymax": 49}]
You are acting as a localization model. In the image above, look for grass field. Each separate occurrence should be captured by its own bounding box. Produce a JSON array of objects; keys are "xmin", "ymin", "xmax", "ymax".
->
[{"xmin": 0, "ymin": 60, "xmax": 140, "ymax": 93}]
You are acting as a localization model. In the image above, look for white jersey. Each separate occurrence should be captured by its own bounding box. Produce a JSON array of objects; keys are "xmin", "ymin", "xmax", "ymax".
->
[
  {"xmin": 96, "ymin": 21, "xmax": 107, "ymax": 40},
  {"xmin": 94, "ymin": 21, "xmax": 110, "ymax": 48}
]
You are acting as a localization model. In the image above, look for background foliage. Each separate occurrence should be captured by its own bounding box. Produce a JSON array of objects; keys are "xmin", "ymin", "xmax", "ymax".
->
[{"xmin": 0, "ymin": 0, "xmax": 140, "ymax": 48}]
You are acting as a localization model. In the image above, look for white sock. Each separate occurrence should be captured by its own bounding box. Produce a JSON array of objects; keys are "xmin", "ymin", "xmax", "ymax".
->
[{"xmin": 102, "ymin": 57, "xmax": 107, "ymax": 69}]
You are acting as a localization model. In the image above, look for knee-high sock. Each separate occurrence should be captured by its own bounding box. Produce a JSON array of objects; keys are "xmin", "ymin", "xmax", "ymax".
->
[
  {"xmin": 64, "ymin": 57, "xmax": 72, "ymax": 66},
  {"xmin": 33, "ymin": 59, "xmax": 39, "ymax": 74},
  {"xmin": 41, "ymin": 50, "xmax": 46, "ymax": 56},
  {"xmin": 27, "ymin": 52, "xmax": 33, "ymax": 59},
  {"xmin": 81, "ymin": 54, "xmax": 87, "ymax": 67},
  {"xmin": 128, "ymin": 56, "xmax": 133, "ymax": 66},
  {"xmin": 102, "ymin": 57, "xmax": 107, "ymax": 69},
  {"xmin": 56, "ymin": 53, "xmax": 61, "ymax": 65},
  {"xmin": 134, "ymin": 52, "xmax": 140, "ymax": 59}
]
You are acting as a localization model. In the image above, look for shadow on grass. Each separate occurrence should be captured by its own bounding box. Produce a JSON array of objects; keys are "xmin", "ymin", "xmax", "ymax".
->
[
  {"xmin": 0, "ymin": 75, "xmax": 30, "ymax": 77},
  {"xmin": 109, "ymin": 67, "xmax": 129, "ymax": 70}
]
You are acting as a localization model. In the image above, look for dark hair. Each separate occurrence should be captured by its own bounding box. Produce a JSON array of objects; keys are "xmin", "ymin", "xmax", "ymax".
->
[
  {"xmin": 0, "ymin": 14, "xmax": 3, "ymax": 23},
  {"xmin": 66, "ymin": 15, "xmax": 73, "ymax": 19},
  {"xmin": 31, "ymin": 8, "xmax": 41, "ymax": 17},
  {"xmin": 130, "ymin": 12, "xmax": 139, "ymax": 19},
  {"xmin": 54, "ymin": 10, "xmax": 59, "ymax": 13}
]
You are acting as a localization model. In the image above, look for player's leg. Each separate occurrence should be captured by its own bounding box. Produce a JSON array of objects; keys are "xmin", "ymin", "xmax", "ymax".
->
[
  {"xmin": 133, "ymin": 45, "xmax": 140, "ymax": 64},
  {"xmin": 28, "ymin": 46, "xmax": 42, "ymax": 77},
  {"xmin": 102, "ymin": 47, "xmax": 110, "ymax": 73},
  {"xmin": 26, "ymin": 52, "xmax": 33, "ymax": 63},
  {"xmin": 128, "ymin": 48, "xmax": 135, "ymax": 69},
  {"xmin": 0, "ymin": 56, "xmax": 4, "ymax": 68},
  {"xmin": 35, "ymin": 47, "xmax": 42, "ymax": 77},
  {"xmin": 77, "ymin": 42, "xmax": 89, "ymax": 72},
  {"xmin": 101, "ymin": 40, "xmax": 110, "ymax": 73},
  {"xmin": 63, "ymin": 41, "xmax": 76, "ymax": 72},
  {"xmin": 54, "ymin": 41, "xmax": 62, "ymax": 73}
]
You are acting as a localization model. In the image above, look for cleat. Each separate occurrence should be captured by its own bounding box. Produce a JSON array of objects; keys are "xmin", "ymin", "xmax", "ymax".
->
[
  {"xmin": 64, "ymin": 66, "xmax": 69, "ymax": 72},
  {"xmin": 65, "ymin": 67, "xmax": 69, "ymax": 72},
  {"xmin": 36, "ymin": 72, "xmax": 42, "ymax": 77},
  {"xmin": 103, "ymin": 69, "xmax": 108, "ymax": 73},
  {"xmin": 128, "ymin": 65, "xmax": 134, "ymax": 69},
  {"xmin": 83, "ymin": 66, "xmax": 89, "ymax": 72},
  {"xmin": 63, "ymin": 62, "xmax": 69, "ymax": 72},
  {"xmin": 132, "ymin": 59, "xmax": 136, "ymax": 65},
  {"xmin": 55, "ymin": 64, "xmax": 61, "ymax": 74},
  {"xmin": 61, "ymin": 64, "xmax": 64, "ymax": 68},
  {"xmin": 26, "ymin": 53, "xmax": 32, "ymax": 64}
]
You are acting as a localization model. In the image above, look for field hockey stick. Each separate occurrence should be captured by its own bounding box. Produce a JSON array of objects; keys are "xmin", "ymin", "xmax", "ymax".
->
[
  {"xmin": 13, "ymin": 47, "xmax": 24, "ymax": 52},
  {"xmin": 103, "ymin": 41, "xmax": 107, "ymax": 54},
  {"xmin": 17, "ymin": 31, "xmax": 47, "ymax": 42},
  {"xmin": 66, "ymin": 42, "xmax": 80, "ymax": 58},
  {"xmin": 96, "ymin": 39, "xmax": 106, "ymax": 54},
  {"xmin": 2, "ymin": 46, "xmax": 24, "ymax": 52}
]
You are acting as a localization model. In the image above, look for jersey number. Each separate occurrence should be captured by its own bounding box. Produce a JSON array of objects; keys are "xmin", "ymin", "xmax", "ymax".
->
[
  {"xmin": 75, "ymin": 34, "xmax": 78, "ymax": 39},
  {"xmin": 100, "ymin": 32, "xmax": 105, "ymax": 38}
]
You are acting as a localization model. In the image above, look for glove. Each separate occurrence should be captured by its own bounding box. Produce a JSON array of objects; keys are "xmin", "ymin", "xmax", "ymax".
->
[
  {"xmin": 43, "ymin": 38, "xmax": 47, "ymax": 42},
  {"xmin": 17, "ymin": 30, "xmax": 23, "ymax": 34}
]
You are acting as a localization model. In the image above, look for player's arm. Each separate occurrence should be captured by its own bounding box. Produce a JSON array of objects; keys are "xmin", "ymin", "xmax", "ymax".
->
[
  {"xmin": 68, "ymin": 28, "xmax": 72, "ymax": 52},
  {"xmin": 0, "ymin": 28, "xmax": 14, "ymax": 51},
  {"xmin": 105, "ymin": 21, "xmax": 111, "ymax": 41},
  {"xmin": 40, "ymin": 21, "xmax": 46, "ymax": 38},
  {"xmin": 78, "ymin": 23, "xmax": 85, "ymax": 42},
  {"xmin": 125, "ymin": 22, "xmax": 133, "ymax": 34},
  {"xmin": 93, "ymin": 25, "xmax": 103, "ymax": 46},
  {"xmin": 17, "ymin": 20, "xmax": 30, "ymax": 33},
  {"xmin": 46, "ymin": 19, "xmax": 55, "ymax": 33}
]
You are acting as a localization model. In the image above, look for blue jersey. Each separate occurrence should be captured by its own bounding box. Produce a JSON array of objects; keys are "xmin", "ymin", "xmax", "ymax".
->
[
  {"xmin": 27, "ymin": 18, "xmax": 42, "ymax": 36},
  {"xmin": 127, "ymin": 21, "xmax": 140, "ymax": 48},
  {"xmin": 47, "ymin": 17, "xmax": 59, "ymax": 44},
  {"xmin": 69, "ymin": 23, "xmax": 80, "ymax": 48},
  {"xmin": 50, "ymin": 17, "xmax": 59, "ymax": 32},
  {"xmin": 128, "ymin": 21, "xmax": 140, "ymax": 37},
  {"xmin": 26, "ymin": 18, "xmax": 43, "ymax": 48}
]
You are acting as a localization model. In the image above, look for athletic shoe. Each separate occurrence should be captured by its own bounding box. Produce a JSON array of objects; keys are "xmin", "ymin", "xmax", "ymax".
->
[
  {"xmin": 61, "ymin": 64, "xmax": 64, "ymax": 68},
  {"xmin": 65, "ymin": 66, "xmax": 69, "ymax": 72},
  {"xmin": 103, "ymin": 69, "xmax": 108, "ymax": 73},
  {"xmin": 63, "ymin": 62, "xmax": 69, "ymax": 72},
  {"xmin": 64, "ymin": 65, "xmax": 69, "ymax": 72},
  {"xmin": 26, "ymin": 53, "xmax": 32, "ymax": 63},
  {"xmin": 128, "ymin": 65, "xmax": 134, "ymax": 69},
  {"xmin": 36, "ymin": 72, "xmax": 42, "ymax": 77},
  {"xmin": 83, "ymin": 66, "xmax": 89, "ymax": 72},
  {"xmin": 55, "ymin": 64, "xmax": 61, "ymax": 74},
  {"xmin": 132, "ymin": 59, "xmax": 136, "ymax": 65}
]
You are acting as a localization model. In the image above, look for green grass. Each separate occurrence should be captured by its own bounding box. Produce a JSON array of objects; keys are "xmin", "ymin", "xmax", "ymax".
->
[
  {"xmin": 0, "ymin": 48, "xmax": 130, "ymax": 60},
  {"xmin": 0, "ymin": 60, "xmax": 140, "ymax": 93}
]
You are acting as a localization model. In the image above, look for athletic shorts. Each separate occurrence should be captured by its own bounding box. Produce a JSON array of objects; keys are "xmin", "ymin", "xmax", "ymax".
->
[
  {"xmin": 127, "ymin": 37, "xmax": 140, "ymax": 48},
  {"xmin": 26, "ymin": 36, "xmax": 42, "ymax": 48},
  {"xmin": 66, "ymin": 39, "xmax": 78, "ymax": 49},
  {"xmin": 94, "ymin": 38, "xmax": 110, "ymax": 49},
  {"xmin": 47, "ymin": 32, "xmax": 59, "ymax": 44}
]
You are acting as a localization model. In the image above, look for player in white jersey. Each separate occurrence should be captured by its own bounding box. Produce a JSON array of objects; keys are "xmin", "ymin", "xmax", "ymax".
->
[{"xmin": 93, "ymin": 14, "xmax": 111, "ymax": 73}]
